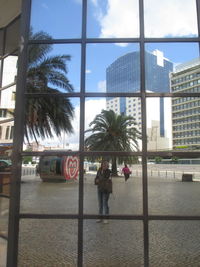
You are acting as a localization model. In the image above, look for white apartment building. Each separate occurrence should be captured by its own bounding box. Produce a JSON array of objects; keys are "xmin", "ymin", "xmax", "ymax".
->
[
  {"xmin": 0, "ymin": 55, "xmax": 17, "ymax": 144},
  {"xmin": 171, "ymin": 58, "xmax": 200, "ymax": 150}
]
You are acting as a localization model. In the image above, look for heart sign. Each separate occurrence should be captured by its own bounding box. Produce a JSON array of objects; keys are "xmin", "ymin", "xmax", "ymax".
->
[{"xmin": 63, "ymin": 156, "xmax": 79, "ymax": 180}]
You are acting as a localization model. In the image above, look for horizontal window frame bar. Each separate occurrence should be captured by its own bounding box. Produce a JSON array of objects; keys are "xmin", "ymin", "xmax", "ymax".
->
[
  {"xmin": 21, "ymin": 150, "xmax": 200, "ymax": 157},
  {"xmin": 0, "ymin": 82, "xmax": 16, "ymax": 91},
  {"xmin": 19, "ymin": 213, "xmax": 200, "ymax": 221},
  {"xmin": 24, "ymin": 92, "xmax": 200, "ymax": 97},
  {"xmin": 28, "ymin": 37, "xmax": 200, "ymax": 45}
]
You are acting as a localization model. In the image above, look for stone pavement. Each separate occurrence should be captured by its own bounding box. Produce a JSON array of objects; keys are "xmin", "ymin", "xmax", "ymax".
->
[{"xmin": 1, "ymin": 173, "xmax": 200, "ymax": 266}]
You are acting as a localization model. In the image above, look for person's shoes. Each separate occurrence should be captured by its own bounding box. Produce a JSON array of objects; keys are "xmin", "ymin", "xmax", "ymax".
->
[
  {"xmin": 96, "ymin": 219, "xmax": 102, "ymax": 223},
  {"xmin": 103, "ymin": 220, "xmax": 109, "ymax": 224}
]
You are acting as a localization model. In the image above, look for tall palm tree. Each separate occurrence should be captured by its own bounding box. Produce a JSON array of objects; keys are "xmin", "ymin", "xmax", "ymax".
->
[
  {"xmin": 85, "ymin": 109, "xmax": 141, "ymax": 174},
  {"xmin": 25, "ymin": 30, "xmax": 74, "ymax": 143}
]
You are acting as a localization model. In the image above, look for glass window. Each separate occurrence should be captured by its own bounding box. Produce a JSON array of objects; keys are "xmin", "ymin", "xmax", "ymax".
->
[
  {"xmin": 30, "ymin": 0, "xmax": 82, "ymax": 39},
  {"xmin": 5, "ymin": 19, "xmax": 20, "ymax": 54},
  {"xmin": 87, "ymin": 0, "xmax": 139, "ymax": 38},
  {"xmin": 27, "ymin": 44, "xmax": 81, "ymax": 93},
  {"xmin": 145, "ymin": 43, "xmax": 199, "ymax": 93},
  {"xmin": 144, "ymin": 0, "xmax": 198, "ymax": 38},
  {"xmin": 86, "ymin": 43, "xmax": 140, "ymax": 92}
]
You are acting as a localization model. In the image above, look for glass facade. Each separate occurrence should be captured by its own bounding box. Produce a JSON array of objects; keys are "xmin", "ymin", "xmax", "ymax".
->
[{"xmin": 1, "ymin": 0, "xmax": 200, "ymax": 267}]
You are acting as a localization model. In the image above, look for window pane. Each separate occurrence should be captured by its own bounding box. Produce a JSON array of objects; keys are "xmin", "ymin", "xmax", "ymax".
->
[
  {"xmin": 171, "ymin": 59, "xmax": 200, "ymax": 94},
  {"xmin": 2, "ymin": 55, "xmax": 17, "ymax": 87},
  {"xmin": 30, "ymin": 0, "xmax": 82, "ymax": 39},
  {"xmin": 149, "ymin": 221, "xmax": 200, "ymax": 266},
  {"xmin": 27, "ymin": 44, "xmax": 81, "ymax": 93},
  {"xmin": 148, "ymin": 156, "xmax": 200, "ymax": 215},
  {"xmin": 172, "ymin": 97, "xmax": 200, "ymax": 151},
  {"xmin": 0, "ymin": 29, "xmax": 3, "ymax": 56},
  {"xmin": 20, "ymin": 155, "xmax": 79, "ymax": 214},
  {"xmin": 146, "ymin": 97, "xmax": 172, "ymax": 152},
  {"xmin": 84, "ymin": 156, "xmax": 142, "ymax": 215},
  {"xmin": 145, "ymin": 43, "xmax": 199, "ymax": 93},
  {"xmin": 86, "ymin": 43, "xmax": 140, "ymax": 92},
  {"xmin": 0, "ymin": 238, "xmax": 7, "ymax": 267},
  {"xmin": 18, "ymin": 219, "xmax": 78, "ymax": 266},
  {"xmin": 83, "ymin": 220, "xmax": 144, "ymax": 266},
  {"xmin": 23, "ymin": 97, "xmax": 80, "ymax": 151},
  {"xmin": 87, "ymin": 0, "xmax": 139, "ymax": 38},
  {"xmin": 5, "ymin": 19, "xmax": 20, "ymax": 54},
  {"xmin": 85, "ymin": 97, "xmax": 142, "ymax": 152},
  {"xmin": 144, "ymin": 0, "xmax": 198, "ymax": 38}
]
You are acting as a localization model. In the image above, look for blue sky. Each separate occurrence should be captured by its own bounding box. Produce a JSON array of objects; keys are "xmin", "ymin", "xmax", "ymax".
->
[
  {"xmin": 30, "ymin": 0, "xmax": 199, "ymax": 93},
  {"xmin": 29, "ymin": 0, "xmax": 200, "ymax": 149}
]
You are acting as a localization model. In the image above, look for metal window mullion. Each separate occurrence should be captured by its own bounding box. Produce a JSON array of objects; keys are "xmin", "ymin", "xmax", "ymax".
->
[
  {"xmin": 77, "ymin": 1, "xmax": 87, "ymax": 266},
  {"xmin": 6, "ymin": 0, "xmax": 31, "ymax": 266},
  {"xmin": 139, "ymin": 0, "xmax": 149, "ymax": 266}
]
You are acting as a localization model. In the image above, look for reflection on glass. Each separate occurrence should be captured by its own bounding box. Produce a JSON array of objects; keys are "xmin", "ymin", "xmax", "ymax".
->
[
  {"xmin": 149, "ymin": 221, "xmax": 200, "ymax": 266},
  {"xmin": 27, "ymin": 42, "xmax": 81, "ymax": 93},
  {"xmin": 145, "ymin": 43, "xmax": 199, "ymax": 93},
  {"xmin": 84, "ymin": 156, "xmax": 142, "ymax": 215},
  {"xmin": 2, "ymin": 56, "xmax": 17, "ymax": 87},
  {"xmin": 83, "ymin": 220, "xmax": 143, "ymax": 266},
  {"xmin": 20, "ymin": 156, "xmax": 79, "ymax": 214},
  {"xmin": 172, "ymin": 97, "xmax": 200, "ymax": 151},
  {"xmin": 146, "ymin": 97, "xmax": 172, "ymax": 152},
  {"xmin": 0, "ymin": 166, "xmax": 9, "ymax": 267},
  {"xmin": 19, "ymin": 219, "xmax": 78, "ymax": 266},
  {"xmin": 87, "ymin": 0, "xmax": 139, "ymax": 38},
  {"xmin": 0, "ymin": 238, "xmax": 7, "ymax": 267},
  {"xmin": 86, "ymin": 43, "xmax": 140, "ymax": 92},
  {"xmin": 5, "ymin": 19, "xmax": 20, "ymax": 54},
  {"xmin": 144, "ymin": 0, "xmax": 198, "ymax": 38},
  {"xmin": 148, "ymin": 156, "xmax": 200, "ymax": 215},
  {"xmin": 30, "ymin": 0, "xmax": 82, "ymax": 39},
  {"xmin": 85, "ymin": 97, "xmax": 142, "ymax": 152},
  {"xmin": 0, "ymin": 197, "xmax": 9, "ymax": 235},
  {"xmin": 0, "ymin": 30, "xmax": 3, "ymax": 56},
  {"xmin": 24, "ymin": 97, "xmax": 80, "ymax": 151}
]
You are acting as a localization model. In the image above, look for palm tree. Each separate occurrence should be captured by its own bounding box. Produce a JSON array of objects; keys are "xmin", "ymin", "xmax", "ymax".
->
[
  {"xmin": 25, "ymin": 30, "xmax": 74, "ymax": 143},
  {"xmin": 85, "ymin": 109, "xmax": 141, "ymax": 174}
]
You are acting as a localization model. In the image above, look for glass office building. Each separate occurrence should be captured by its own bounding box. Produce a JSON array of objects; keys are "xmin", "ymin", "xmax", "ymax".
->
[{"xmin": 106, "ymin": 50, "xmax": 173, "ymax": 136}]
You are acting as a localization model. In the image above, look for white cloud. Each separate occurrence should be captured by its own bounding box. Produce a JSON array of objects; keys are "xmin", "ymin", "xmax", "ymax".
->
[
  {"xmin": 86, "ymin": 69, "xmax": 91, "ymax": 74},
  {"xmin": 66, "ymin": 99, "xmax": 106, "ymax": 149},
  {"xmin": 85, "ymin": 99, "xmax": 106, "ymax": 130},
  {"xmin": 91, "ymin": 0, "xmax": 197, "ymax": 38},
  {"xmin": 144, "ymin": 0, "xmax": 198, "ymax": 37},
  {"xmin": 97, "ymin": 80, "xmax": 106, "ymax": 92},
  {"xmin": 96, "ymin": 0, "xmax": 139, "ymax": 38}
]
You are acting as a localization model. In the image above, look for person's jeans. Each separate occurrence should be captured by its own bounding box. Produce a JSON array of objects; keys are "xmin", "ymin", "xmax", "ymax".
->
[{"xmin": 97, "ymin": 188, "xmax": 110, "ymax": 215}]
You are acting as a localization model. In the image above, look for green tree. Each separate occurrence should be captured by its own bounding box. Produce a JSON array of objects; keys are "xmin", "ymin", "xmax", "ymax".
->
[
  {"xmin": 25, "ymin": 30, "xmax": 74, "ymax": 143},
  {"xmin": 154, "ymin": 156, "xmax": 162, "ymax": 164},
  {"xmin": 85, "ymin": 109, "xmax": 141, "ymax": 175}
]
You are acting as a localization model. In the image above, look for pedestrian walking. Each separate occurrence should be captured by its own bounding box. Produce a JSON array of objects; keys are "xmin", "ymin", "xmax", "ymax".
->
[
  {"xmin": 94, "ymin": 160, "xmax": 112, "ymax": 224},
  {"xmin": 122, "ymin": 164, "xmax": 131, "ymax": 181}
]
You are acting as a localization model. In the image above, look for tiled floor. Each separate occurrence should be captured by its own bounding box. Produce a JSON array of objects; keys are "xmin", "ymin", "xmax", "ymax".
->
[{"xmin": 0, "ymin": 237, "xmax": 7, "ymax": 267}]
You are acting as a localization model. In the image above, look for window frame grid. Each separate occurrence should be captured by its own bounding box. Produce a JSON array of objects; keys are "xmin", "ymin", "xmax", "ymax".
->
[{"xmin": 6, "ymin": 0, "xmax": 200, "ymax": 266}]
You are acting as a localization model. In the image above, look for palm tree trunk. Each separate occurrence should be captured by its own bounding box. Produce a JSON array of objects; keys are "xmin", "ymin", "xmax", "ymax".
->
[{"xmin": 111, "ymin": 156, "xmax": 118, "ymax": 176}]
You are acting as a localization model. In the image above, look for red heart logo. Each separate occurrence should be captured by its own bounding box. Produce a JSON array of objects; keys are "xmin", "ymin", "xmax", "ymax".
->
[{"xmin": 64, "ymin": 156, "xmax": 79, "ymax": 180}]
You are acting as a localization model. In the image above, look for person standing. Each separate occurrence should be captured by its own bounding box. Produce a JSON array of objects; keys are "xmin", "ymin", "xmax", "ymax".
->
[
  {"xmin": 122, "ymin": 164, "xmax": 131, "ymax": 181},
  {"xmin": 94, "ymin": 160, "xmax": 112, "ymax": 224}
]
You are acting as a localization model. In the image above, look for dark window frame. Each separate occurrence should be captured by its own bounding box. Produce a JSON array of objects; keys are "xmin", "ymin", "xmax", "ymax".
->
[{"xmin": 5, "ymin": 0, "xmax": 200, "ymax": 266}]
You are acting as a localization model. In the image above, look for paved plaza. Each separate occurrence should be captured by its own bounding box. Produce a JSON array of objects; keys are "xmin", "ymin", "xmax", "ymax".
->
[{"xmin": 1, "ymin": 166, "xmax": 200, "ymax": 266}]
